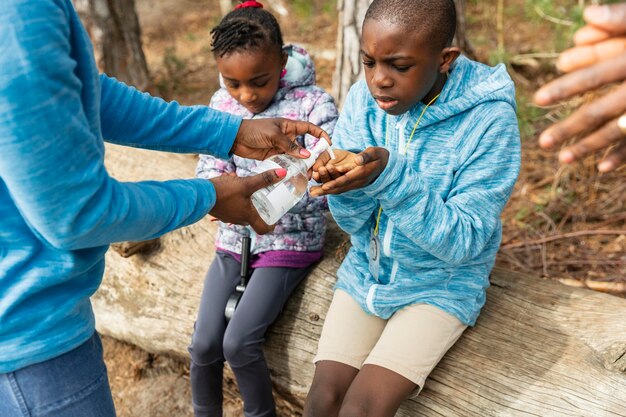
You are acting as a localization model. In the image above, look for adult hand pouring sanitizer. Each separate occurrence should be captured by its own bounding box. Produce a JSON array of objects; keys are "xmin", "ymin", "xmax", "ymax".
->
[{"xmin": 251, "ymin": 140, "xmax": 334, "ymax": 225}]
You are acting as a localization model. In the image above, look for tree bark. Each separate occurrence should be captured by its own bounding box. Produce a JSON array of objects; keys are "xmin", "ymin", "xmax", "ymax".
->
[
  {"xmin": 74, "ymin": 0, "xmax": 151, "ymax": 91},
  {"xmin": 333, "ymin": 0, "xmax": 475, "ymax": 106},
  {"xmin": 95, "ymin": 143, "xmax": 626, "ymax": 416}
]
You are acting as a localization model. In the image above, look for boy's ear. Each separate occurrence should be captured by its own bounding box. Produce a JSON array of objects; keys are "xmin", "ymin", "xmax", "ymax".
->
[{"xmin": 439, "ymin": 46, "xmax": 461, "ymax": 73}]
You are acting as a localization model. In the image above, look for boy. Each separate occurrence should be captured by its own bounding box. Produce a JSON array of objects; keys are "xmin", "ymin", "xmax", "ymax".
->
[{"xmin": 305, "ymin": 0, "xmax": 521, "ymax": 415}]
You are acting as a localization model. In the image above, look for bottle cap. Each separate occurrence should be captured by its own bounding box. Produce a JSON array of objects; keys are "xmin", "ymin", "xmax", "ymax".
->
[{"xmin": 303, "ymin": 140, "xmax": 334, "ymax": 169}]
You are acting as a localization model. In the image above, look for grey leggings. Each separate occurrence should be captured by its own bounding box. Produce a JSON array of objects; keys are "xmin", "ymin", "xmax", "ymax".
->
[{"xmin": 188, "ymin": 252, "xmax": 311, "ymax": 417}]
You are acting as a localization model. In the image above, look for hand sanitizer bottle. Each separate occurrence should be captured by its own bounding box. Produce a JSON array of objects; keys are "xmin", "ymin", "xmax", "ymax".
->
[{"xmin": 251, "ymin": 140, "xmax": 334, "ymax": 225}]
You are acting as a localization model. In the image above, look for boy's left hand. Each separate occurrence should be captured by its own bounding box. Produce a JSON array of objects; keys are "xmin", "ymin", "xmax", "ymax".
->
[{"xmin": 310, "ymin": 147, "xmax": 389, "ymax": 196}]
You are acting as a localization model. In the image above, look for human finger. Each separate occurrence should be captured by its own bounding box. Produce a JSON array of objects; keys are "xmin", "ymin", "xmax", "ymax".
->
[
  {"xmin": 557, "ymin": 38, "xmax": 626, "ymax": 73},
  {"xmin": 574, "ymin": 25, "xmax": 611, "ymax": 46},
  {"xmin": 584, "ymin": 4, "xmax": 626, "ymax": 35},
  {"xmin": 558, "ymin": 115, "xmax": 624, "ymax": 163},
  {"xmin": 311, "ymin": 150, "xmax": 332, "ymax": 175},
  {"xmin": 316, "ymin": 165, "xmax": 333, "ymax": 183},
  {"xmin": 534, "ymin": 53, "xmax": 626, "ymax": 105},
  {"xmin": 325, "ymin": 164, "xmax": 344, "ymax": 180},
  {"xmin": 538, "ymin": 83, "xmax": 626, "ymax": 149},
  {"xmin": 321, "ymin": 165, "xmax": 370, "ymax": 192},
  {"xmin": 598, "ymin": 139, "xmax": 626, "ymax": 172},
  {"xmin": 244, "ymin": 168, "xmax": 288, "ymax": 195},
  {"xmin": 280, "ymin": 119, "xmax": 331, "ymax": 146}
]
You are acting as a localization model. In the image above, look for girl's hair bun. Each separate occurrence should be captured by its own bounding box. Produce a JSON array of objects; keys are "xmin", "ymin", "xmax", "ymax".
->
[{"xmin": 235, "ymin": 1, "xmax": 264, "ymax": 9}]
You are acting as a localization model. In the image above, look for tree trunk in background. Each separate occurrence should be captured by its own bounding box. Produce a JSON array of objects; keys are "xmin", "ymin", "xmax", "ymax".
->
[
  {"xmin": 220, "ymin": 0, "xmax": 234, "ymax": 16},
  {"xmin": 333, "ymin": 0, "xmax": 474, "ymax": 106},
  {"xmin": 74, "ymin": 0, "xmax": 151, "ymax": 91}
]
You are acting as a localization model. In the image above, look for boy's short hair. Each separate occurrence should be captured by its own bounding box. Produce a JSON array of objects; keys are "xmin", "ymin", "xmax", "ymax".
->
[{"xmin": 365, "ymin": 0, "xmax": 456, "ymax": 50}]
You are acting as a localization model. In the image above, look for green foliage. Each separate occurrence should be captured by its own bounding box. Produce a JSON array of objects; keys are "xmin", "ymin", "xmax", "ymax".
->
[
  {"xmin": 525, "ymin": 0, "xmax": 584, "ymax": 52},
  {"xmin": 291, "ymin": 0, "xmax": 335, "ymax": 20}
]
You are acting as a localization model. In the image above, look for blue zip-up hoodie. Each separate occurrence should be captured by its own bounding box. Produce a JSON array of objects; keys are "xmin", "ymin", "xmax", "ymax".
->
[
  {"xmin": 0, "ymin": 0, "xmax": 241, "ymax": 373},
  {"xmin": 329, "ymin": 56, "xmax": 521, "ymax": 326}
]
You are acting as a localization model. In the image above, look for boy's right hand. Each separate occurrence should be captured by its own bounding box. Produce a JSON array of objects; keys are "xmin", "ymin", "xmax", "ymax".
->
[
  {"xmin": 310, "ymin": 147, "xmax": 389, "ymax": 196},
  {"xmin": 208, "ymin": 168, "xmax": 287, "ymax": 234}
]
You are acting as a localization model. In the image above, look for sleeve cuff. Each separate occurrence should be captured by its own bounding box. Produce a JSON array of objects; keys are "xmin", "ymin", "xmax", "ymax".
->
[
  {"xmin": 205, "ymin": 109, "xmax": 242, "ymax": 159},
  {"xmin": 362, "ymin": 149, "xmax": 403, "ymax": 198}
]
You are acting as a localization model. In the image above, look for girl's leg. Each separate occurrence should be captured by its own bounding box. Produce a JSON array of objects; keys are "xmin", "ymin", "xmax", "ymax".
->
[
  {"xmin": 0, "ymin": 332, "xmax": 116, "ymax": 417},
  {"xmin": 338, "ymin": 303, "xmax": 467, "ymax": 417},
  {"xmin": 303, "ymin": 290, "xmax": 386, "ymax": 417},
  {"xmin": 188, "ymin": 252, "xmax": 242, "ymax": 417},
  {"xmin": 223, "ymin": 266, "xmax": 311, "ymax": 417}
]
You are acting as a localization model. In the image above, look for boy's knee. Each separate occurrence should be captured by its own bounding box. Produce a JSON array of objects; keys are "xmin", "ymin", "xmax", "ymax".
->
[
  {"xmin": 338, "ymin": 397, "xmax": 371, "ymax": 417},
  {"xmin": 307, "ymin": 380, "xmax": 345, "ymax": 412}
]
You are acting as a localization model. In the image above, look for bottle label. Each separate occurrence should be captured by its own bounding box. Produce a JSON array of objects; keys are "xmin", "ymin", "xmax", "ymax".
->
[{"xmin": 265, "ymin": 183, "xmax": 294, "ymax": 215}]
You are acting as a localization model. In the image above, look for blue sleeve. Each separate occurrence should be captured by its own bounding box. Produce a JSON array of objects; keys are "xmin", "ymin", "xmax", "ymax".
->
[
  {"xmin": 0, "ymin": 0, "xmax": 217, "ymax": 250},
  {"xmin": 362, "ymin": 109, "xmax": 521, "ymax": 265},
  {"xmin": 327, "ymin": 85, "xmax": 378, "ymax": 235},
  {"xmin": 100, "ymin": 75, "xmax": 241, "ymax": 158}
]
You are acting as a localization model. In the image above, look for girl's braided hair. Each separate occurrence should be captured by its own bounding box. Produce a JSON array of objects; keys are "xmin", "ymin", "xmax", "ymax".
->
[{"xmin": 211, "ymin": 1, "xmax": 284, "ymax": 58}]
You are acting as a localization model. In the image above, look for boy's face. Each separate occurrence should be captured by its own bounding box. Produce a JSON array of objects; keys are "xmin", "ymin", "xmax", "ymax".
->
[
  {"xmin": 216, "ymin": 48, "xmax": 287, "ymax": 115},
  {"xmin": 361, "ymin": 18, "xmax": 445, "ymax": 116}
]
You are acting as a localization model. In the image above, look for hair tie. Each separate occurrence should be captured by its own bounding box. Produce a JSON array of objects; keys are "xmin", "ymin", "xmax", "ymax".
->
[{"xmin": 235, "ymin": 1, "xmax": 263, "ymax": 9}]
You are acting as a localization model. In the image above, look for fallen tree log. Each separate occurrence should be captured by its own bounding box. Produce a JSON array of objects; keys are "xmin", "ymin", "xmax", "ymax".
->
[{"xmin": 95, "ymin": 144, "xmax": 626, "ymax": 416}]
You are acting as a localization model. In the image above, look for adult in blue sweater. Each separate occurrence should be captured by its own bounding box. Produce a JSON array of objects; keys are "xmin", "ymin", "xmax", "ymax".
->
[
  {"xmin": 305, "ymin": 0, "xmax": 520, "ymax": 416},
  {"xmin": 0, "ymin": 1, "xmax": 329, "ymax": 415}
]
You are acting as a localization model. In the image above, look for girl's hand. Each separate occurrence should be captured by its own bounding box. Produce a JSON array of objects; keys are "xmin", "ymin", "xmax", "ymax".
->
[{"xmin": 310, "ymin": 147, "xmax": 389, "ymax": 196}]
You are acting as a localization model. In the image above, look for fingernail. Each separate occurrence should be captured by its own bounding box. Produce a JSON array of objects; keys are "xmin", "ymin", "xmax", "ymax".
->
[
  {"xmin": 584, "ymin": 5, "xmax": 609, "ymax": 23},
  {"xmin": 355, "ymin": 155, "xmax": 364, "ymax": 165},
  {"xmin": 275, "ymin": 168, "xmax": 287, "ymax": 178},
  {"xmin": 598, "ymin": 160, "xmax": 614, "ymax": 172},
  {"xmin": 534, "ymin": 90, "xmax": 551, "ymax": 105},
  {"xmin": 300, "ymin": 148, "xmax": 311, "ymax": 157},
  {"xmin": 559, "ymin": 150, "xmax": 575, "ymax": 163},
  {"xmin": 539, "ymin": 133, "xmax": 555, "ymax": 149}
]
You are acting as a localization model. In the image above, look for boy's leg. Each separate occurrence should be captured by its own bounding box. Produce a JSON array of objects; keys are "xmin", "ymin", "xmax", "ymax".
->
[
  {"xmin": 303, "ymin": 290, "xmax": 386, "ymax": 417},
  {"xmin": 188, "ymin": 252, "xmax": 242, "ymax": 417},
  {"xmin": 224, "ymin": 265, "xmax": 311, "ymax": 417},
  {"xmin": 0, "ymin": 332, "xmax": 116, "ymax": 417},
  {"xmin": 338, "ymin": 303, "xmax": 467, "ymax": 417}
]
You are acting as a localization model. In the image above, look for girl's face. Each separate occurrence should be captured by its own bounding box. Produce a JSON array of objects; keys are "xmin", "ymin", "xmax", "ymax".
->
[
  {"xmin": 361, "ymin": 18, "xmax": 456, "ymax": 115},
  {"xmin": 216, "ymin": 47, "xmax": 287, "ymax": 115}
]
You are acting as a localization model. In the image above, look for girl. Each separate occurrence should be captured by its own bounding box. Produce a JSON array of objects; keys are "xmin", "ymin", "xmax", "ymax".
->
[{"xmin": 188, "ymin": 2, "xmax": 338, "ymax": 417}]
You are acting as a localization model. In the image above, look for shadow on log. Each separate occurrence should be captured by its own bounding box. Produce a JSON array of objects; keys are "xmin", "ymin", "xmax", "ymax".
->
[{"xmin": 96, "ymin": 144, "xmax": 626, "ymax": 416}]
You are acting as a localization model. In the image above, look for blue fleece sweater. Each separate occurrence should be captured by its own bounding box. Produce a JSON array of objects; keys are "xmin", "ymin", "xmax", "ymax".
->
[
  {"xmin": 329, "ymin": 56, "xmax": 521, "ymax": 326},
  {"xmin": 0, "ymin": 0, "xmax": 241, "ymax": 373}
]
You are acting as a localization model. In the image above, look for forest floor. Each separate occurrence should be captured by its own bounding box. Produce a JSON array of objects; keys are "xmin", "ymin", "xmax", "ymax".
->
[{"xmin": 102, "ymin": 1, "xmax": 625, "ymax": 416}]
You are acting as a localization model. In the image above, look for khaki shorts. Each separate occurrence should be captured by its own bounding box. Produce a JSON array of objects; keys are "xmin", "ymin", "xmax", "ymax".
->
[{"xmin": 314, "ymin": 289, "xmax": 467, "ymax": 396}]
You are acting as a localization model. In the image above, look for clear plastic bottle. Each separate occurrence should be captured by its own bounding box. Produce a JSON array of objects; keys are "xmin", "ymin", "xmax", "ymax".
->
[{"xmin": 251, "ymin": 140, "xmax": 334, "ymax": 225}]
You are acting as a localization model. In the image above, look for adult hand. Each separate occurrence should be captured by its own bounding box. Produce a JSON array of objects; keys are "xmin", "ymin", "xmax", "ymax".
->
[
  {"xmin": 209, "ymin": 168, "xmax": 287, "ymax": 234},
  {"xmin": 310, "ymin": 147, "xmax": 389, "ymax": 196},
  {"xmin": 533, "ymin": 2, "xmax": 626, "ymax": 173},
  {"xmin": 231, "ymin": 118, "xmax": 331, "ymax": 161}
]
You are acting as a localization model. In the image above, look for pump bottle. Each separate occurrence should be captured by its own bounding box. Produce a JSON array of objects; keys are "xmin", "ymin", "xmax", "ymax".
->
[{"xmin": 251, "ymin": 140, "xmax": 334, "ymax": 225}]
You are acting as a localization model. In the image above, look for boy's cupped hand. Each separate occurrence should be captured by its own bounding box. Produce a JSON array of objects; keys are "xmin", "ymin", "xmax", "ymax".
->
[{"xmin": 310, "ymin": 147, "xmax": 389, "ymax": 196}]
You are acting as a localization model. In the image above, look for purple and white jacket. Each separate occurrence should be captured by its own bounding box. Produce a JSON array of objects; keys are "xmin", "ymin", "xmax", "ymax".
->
[{"xmin": 196, "ymin": 45, "xmax": 339, "ymax": 258}]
